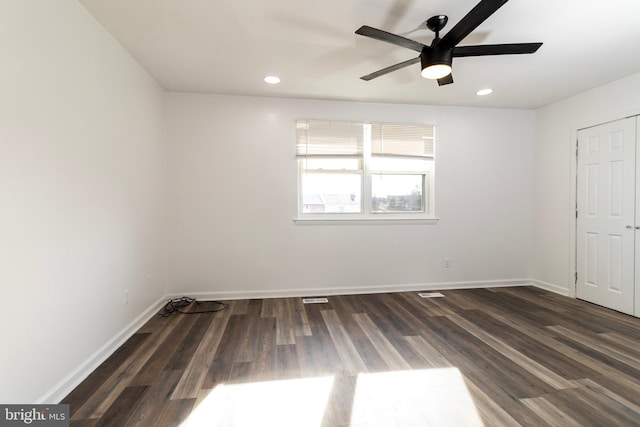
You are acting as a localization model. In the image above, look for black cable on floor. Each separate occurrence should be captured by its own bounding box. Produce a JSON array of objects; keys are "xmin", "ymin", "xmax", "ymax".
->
[{"xmin": 158, "ymin": 296, "xmax": 228, "ymax": 317}]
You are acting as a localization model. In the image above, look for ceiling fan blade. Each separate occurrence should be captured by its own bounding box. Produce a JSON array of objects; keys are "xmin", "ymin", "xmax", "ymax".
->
[
  {"xmin": 355, "ymin": 26, "xmax": 425, "ymax": 52},
  {"xmin": 360, "ymin": 57, "xmax": 421, "ymax": 81},
  {"xmin": 440, "ymin": 0, "xmax": 509, "ymax": 48},
  {"xmin": 453, "ymin": 42, "xmax": 542, "ymax": 57},
  {"xmin": 437, "ymin": 74, "xmax": 454, "ymax": 86}
]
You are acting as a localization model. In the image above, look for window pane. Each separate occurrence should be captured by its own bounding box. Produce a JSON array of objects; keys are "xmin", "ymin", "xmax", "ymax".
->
[
  {"xmin": 301, "ymin": 172, "xmax": 362, "ymax": 213},
  {"xmin": 300, "ymin": 158, "xmax": 361, "ymax": 171},
  {"xmin": 370, "ymin": 157, "xmax": 431, "ymax": 172},
  {"xmin": 371, "ymin": 174, "xmax": 423, "ymax": 212}
]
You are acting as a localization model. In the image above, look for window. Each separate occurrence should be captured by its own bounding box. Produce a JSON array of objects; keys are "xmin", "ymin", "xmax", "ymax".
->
[{"xmin": 296, "ymin": 120, "xmax": 435, "ymax": 221}]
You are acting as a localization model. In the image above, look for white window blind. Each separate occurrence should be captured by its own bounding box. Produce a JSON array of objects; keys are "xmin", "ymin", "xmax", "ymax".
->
[
  {"xmin": 371, "ymin": 123, "xmax": 434, "ymax": 158},
  {"xmin": 296, "ymin": 120, "xmax": 364, "ymax": 157}
]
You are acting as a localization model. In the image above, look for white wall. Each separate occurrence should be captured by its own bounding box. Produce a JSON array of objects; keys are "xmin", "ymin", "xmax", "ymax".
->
[
  {"xmin": 0, "ymin": 1, "xmax": 167, "ymax": 403},
  {"xmin": 166, "ymin": 93, "xmax": 535, "ymax": 298},
  {"xmin": 534, "ymin": 72, "xmax": 640, "ymax": 294}
]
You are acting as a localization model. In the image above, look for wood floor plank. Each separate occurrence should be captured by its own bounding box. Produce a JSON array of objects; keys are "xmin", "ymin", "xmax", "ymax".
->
[
  {"xmin": 272, "ymin": 298, "xmax": 297, "ymax": 345},
  {"xmin": 63, "ymin": 287, "xmax": 640, "ymax": 426},
  {"xmin": 418, "ymin": 315, "xmax": 557, "ymax": 399},
  {"xmin": 582, "ymin": 373, "xmax": 640, "ymax": 407},
  {"xmin": 519, "ymin": 396, "xmax": 583, "ymax": 427},
  {"xmin": 72, "ymin": 317, "xmax": 180, "ymax": 420},
  {"xmin": 202, "ymin": 314, "xmax": 250, "ymax": 388},
  {"xmin": 136, "ymin": 313, "xmax": 175, "ymax": 334},
  {"xmin": 329, "ymin": 296, "xmax": 390, "ymax": 372},
  {"xmin": 62, "ymin": 332, "xmax": 150, "ymax": 417},
  {"xmin": 226, "ymin": 361, "xmax": 252, "ymax": 385},
  {"xmin": 488, "ymin": 306, "xmax": 640, "ymax": 411},
  {"xmin": 463, "ymin": 376, "xmax": 522, "ymax": 427},
  {"xmin": 129, "ymin": 314, "xmax": 200, "ymax": 386},
  {"xmin": 170, "ymin": 314, "xmax": 231, "ymax": 399},
  {"xmin": 538, "ymin": 294, "xmax": 640, "ymax": 340},
  {"xmin": 462, "ymin": 288, "xmax": 560, "ymax": 328},
  {"xmin": 124, "ymin": 370, "xmax": 184, "ymax": 427},
  {"xmin": 357, "ymin": 293, "xmax": 417, "ymax": 337},
  {"xmin": 259, "ymin": 297, "xmax": 277, "ymax": 318},
  {"xmin": 233, "ymin": 302, "xmax": 269, "ymax": 365},
  {"xmin": 544, "ymin": 387, "xmax": 638, "ymax": 427},
  {"xmin": 437, "ymin": 288, "xmax": 487, "ymax": 311},
  {"xmin": 154, "ymin": 398, "xmax": 195, "ymax": 427},
  {"xmin": 294, "ymin": 297, "xmax": 313, "ymax": 337},
  {"xmin": 598, "ymin": 331, "xmax": 640, "ymax": 358},
  {"xmin": 294, "ymin": 307, "xmax": 344, "ymax": 377},
  {"xmin": 553, "ymin": 335, "xmax": 640, "ymax": 380},
  {"xmin": 464, "ymin": 288, "xmax": 546, "ymax": 313},
  {"xmin": 321, "ymin": 374, "xmax": 358, "ymax": 427},
  {"xmin": 228, "ymin": 299, "xmax": 249, "ymax": 315},
  {"xmin": 354, "ymin": 296, "xmax": 435, "ymax": 370},
  {"xmin": 549, "ymin": 324, "xmax": 640, "ymax": 371},
  {"xmin": 405, "ymin": 318, "xmax": 559, "ymax": 425},
  {"xmin": 352, "ymin": 313, "xmax": 411, "ymax": 371},
  {"xmin": 456, "ymin": 309, "xmax": 600, "ymax": 380},
  {"xmin": 276, "ymin": 343, "xmax": 301, "ymax": 380},
  {"xmin": 574, "ymin": 378, "xmax": 640, "ymax": 414},
  {"xmin": 245, "ymin": 298, "xmax": 263, "ymax": 316},
  {"xmin": 94, "ymin": 386, "xmax": 148, "ymax": 427},
  {"xmin": 568, "ymin": 386, "xmax": 640, "ymax": 426},
  {"xmin": 446, "ymin": 311, "xmax": 579, "ymax": 390},
  {"xmin": 404, "ymin": 335, "xmax": 453, "ymax": 369},
  {"xmin": 321, "ymin": 309, "xmax": 369, "ymax": 376},
  {"xmin": 246, "ymin": 316, "xmax": 278, "ymax": 382},
  {"xmin": 164, "ymin": 313, "xmax": 216, "ymax": 372}
]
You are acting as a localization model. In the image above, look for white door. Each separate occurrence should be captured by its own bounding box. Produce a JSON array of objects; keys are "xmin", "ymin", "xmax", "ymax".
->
[{"xmin": 576, "ymin": 117, "xmax": 636, "ymax": 315}]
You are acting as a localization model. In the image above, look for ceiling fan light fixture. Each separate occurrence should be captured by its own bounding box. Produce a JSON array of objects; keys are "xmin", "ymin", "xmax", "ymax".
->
[
  {"xmin": 420, "ymin": 47, "xmax": 452, "ymax": 80},
  {"xmin": 421, "ymin": 64, "xmax": 452, "ymax": 79}
]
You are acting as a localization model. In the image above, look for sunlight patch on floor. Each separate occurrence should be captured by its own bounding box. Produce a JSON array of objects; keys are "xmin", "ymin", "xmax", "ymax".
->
[
  {"xmin": 180, "ymin": 376, "xmax": 334, "ymax": 427},
  {"xmin": 350, "ymin": 368, "xmax": 484, "ymax": 426}
]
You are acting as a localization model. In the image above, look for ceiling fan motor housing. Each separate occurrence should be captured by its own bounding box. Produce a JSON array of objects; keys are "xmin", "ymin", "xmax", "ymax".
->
[{"xmin": 421, "ymin": 45, "xmax": 453, "ymax": 71}]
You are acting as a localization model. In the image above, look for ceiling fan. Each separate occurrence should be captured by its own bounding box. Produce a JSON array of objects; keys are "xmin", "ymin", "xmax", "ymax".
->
[{"xmin": 355, "ymin": 0, "xmax": 542, "ymax": 86}]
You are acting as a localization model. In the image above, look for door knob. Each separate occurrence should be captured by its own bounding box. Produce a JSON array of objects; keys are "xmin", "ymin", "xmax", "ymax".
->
[
  {"xmin": 636, "ymin": 226, "xmax": 640, "ymax": 230},
  {"xmin": 626, "ymin": 225, "xmax": 633, "ymax": 229}
]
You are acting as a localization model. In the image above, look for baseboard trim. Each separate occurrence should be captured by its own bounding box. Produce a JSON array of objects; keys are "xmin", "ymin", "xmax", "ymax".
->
[
  {"xmin": 38, "ymin": 296, "xmax": 167, "ymax": 404},
  {"xmin": 167, "ymin": 279, "xmax": 534, "ymax": 301},
  {"xmin": 531, "ymin": 280, "xmax": 571, "ymax": 296}
]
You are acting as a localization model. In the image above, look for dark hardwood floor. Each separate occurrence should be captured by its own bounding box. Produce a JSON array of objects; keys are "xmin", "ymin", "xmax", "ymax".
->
[{"xmin": 62, "ymin": 286, "xmax": 640, "ymax": 426}]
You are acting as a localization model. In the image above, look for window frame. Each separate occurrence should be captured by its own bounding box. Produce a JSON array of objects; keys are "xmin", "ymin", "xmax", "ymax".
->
[{"xmin": 295, "ymin": 120, "xmax": 437, "ymax": 223}]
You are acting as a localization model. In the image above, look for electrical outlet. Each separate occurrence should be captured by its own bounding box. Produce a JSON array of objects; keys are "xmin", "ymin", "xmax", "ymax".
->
[
  {"xmin": 124, "ymin": 289, "xmax": 129, "ymax": 305},
  {"xmin": 444, "ymin": 257, "xmax": 451, "ymax": 268}
]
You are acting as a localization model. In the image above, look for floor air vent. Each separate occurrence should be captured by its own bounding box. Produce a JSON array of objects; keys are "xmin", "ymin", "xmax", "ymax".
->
[
  {"xmin": 303, "ymin": 297, "xmax": 329, "ymax": 304},
  {"xmin": 418, "ymin": 292, "xmax": 445, "ymax": 298}
]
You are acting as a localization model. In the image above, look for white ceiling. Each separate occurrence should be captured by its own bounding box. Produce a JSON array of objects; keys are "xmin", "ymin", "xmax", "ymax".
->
[{"xmin": 79, "ymin": 0, "xmax": 640, "ymax": 109}]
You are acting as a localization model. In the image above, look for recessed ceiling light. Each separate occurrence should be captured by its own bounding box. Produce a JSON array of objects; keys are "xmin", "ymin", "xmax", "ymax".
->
[
  {"xmin": 264, "ymin": 76, "xmax": 280, "ymax": 84},
  {"xmin": 476, "ymin": 88, "xmax": 493, "ymax": 96}
]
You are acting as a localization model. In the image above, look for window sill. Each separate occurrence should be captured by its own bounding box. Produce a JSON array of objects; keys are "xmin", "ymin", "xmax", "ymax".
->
[{"xmin": 293, "ymin": 217, "xmax": 439, "ymax": 225}]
